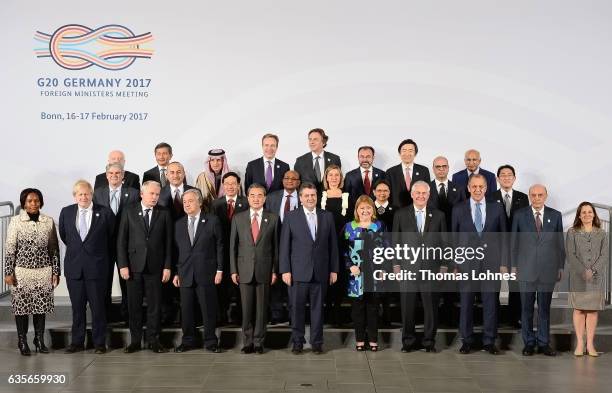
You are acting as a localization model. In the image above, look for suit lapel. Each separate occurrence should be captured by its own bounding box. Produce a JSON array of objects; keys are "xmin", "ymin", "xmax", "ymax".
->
[
  {"xmin": 254, "ymin": 211, "xmax": 268, "ymax": 245},
  {"xmin": 99, "ymin": 188, "xmax": 110, "ymax": 208},
  {"xmin": 192, "ymin": 216, "xmax": 206, "ymax": 247},
  {"xmin": 299, "ymin": 209, "xmax": 315, "ymax": 243},
  {"xmin": 423, "ymin": 210, "xmax": 432, "ymax": 234},
  {"xmin": 464, "ymin": 202, "xmax": 478, "ymax": 232},
  {"xmin": 148, "ymin": 208, "xmax": 160, "ymax": 233},
  {"xmin": 136, "ymin": 206, "xmax": 147, "ymax": 233},
  {"xmin": 83, "ymin": 206, "xmax": 100, "ymax": 242}
]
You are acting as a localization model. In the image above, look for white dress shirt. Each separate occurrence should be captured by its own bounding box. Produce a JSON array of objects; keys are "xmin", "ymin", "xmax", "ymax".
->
[
  {"xmin": 311, "ymin": 151, "xmax": 325, "ymax": 179},
  {"xmin": 469, "ymin": 198, "xmax": 486, "ymax": 227},
  {"xmin": 280, "ymin": 190, "xmax": 298, "ymax": 222},
  {"xmin": 413, "ymin": 206, "xmax": 427, "ymax": 232},
  {"xmin": 75, "ymin": 203, "xmax": 93, "ymax": 232}
]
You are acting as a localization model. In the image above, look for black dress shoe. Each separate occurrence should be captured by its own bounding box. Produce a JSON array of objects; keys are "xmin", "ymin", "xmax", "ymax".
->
[
  {"xmin": 254, "ymin": 346, "xmax": 264, "ymax": 354},
  {"xmin": 312, "ymin": 344, "xmax": 323, "ymax": 354},
  {"xmin": 401, "ymin": 344, "xmax": 414, "ymax": 353},
  {"xmin": 94, "ymin": 346, "xmax": 107, "ymax": 354},
  {"xmin": 124, "ymin": 343, "xmax": 141, "ymax": 353},
  {"xmin": 459, "ymin": 343, "xmax": 471, "ymax": 354},
  {"xmin": 241, "ymin": 344, "xmax": 254, "ymax": 354},
  {"xmin": 291, "ymin": 343, "xmax": 303, "ymax": 354},
  {"xmin": 148, "ymin": 342, "xmax": 167, "ymax": 353},
  {"xmin": 522, "ymin": 345, "xmax": 535, "ymax": 356},
  {"xmin": 482, "ymin": 344, "xmax": 499, "ymax": 355},
  {"xmin": 65, "ymin": 344, "xmax": 85, "ymax": 354},
  {"xmin": 175, "ymin": 344, "xmax": 194, "ymax": 353},
  {"xmin": 206, "ymin": 344, "xmax": 222, "ymax": 353},
  {"xmin": 538, "ymin": 345, "xmax": 556, "ymax": 356},
  {"xmin": 423, "ymin": 345, "xmax": 437, "ymax": 353}
]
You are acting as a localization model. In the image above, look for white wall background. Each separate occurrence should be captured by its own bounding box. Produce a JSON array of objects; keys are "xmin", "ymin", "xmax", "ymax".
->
[{"xmin": 2, "ymin": 0, "xmax": 612, "ymax": 295}]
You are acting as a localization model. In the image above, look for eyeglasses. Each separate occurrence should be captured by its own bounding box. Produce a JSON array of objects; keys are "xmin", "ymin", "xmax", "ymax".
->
[
  {"xmin": 283, "ymin": 177, "xmax": 300, "ymax": 181},
  {"xmin": 434, "ymin": 165, "xmax": 448, "ymax": 169}
]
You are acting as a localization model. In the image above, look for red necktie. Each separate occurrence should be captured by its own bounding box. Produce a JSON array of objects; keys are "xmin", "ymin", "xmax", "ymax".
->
[
  {"xmin": 404, "ymin": 167, "xmax": 412, "ymax": 190},
  {"xmin": 284, "ymin": 194, "xmax": 291, "ymax": 213},
  {"xmin": 251, "ymin": 212, "xmax": 260, "ymax": 242},
  {"xmin": 363, "ymin": 170, "xmax": 371, "ymax": 195},
  {"xmin": 227, "ymin": 199, "xmax": 235, "ymax": 220}
]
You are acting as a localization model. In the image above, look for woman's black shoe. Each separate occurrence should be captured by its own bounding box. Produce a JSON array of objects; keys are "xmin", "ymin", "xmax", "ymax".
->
[
  {"xmin": 18, "ymin": 335, "xmax": 31, "ymax": 356},
  {"xmin": 33, "ymin": 334, "xmax": 49, "ymax": 353}
]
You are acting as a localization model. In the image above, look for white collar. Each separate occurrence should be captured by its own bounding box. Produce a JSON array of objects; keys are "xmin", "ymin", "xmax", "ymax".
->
[
  {"xmin": 375, "ymin": 201, "xmax": 389, "ymax": 208},
  {"xmin": 79, "ymin": 204, "xmax": 93, "ymax": 212},
  {"xmin": 303, "ymin": 206, "xmax": 316, "ymax": 215},
  {"xmin": 311, "ymin": 151, "xmax": 324, "ymax": 160}
]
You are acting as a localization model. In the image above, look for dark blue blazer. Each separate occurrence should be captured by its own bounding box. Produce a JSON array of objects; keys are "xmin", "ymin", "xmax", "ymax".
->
[
  {"xmin": 510, "ymin": 206, "xmax": 565, "ymax": 283},
  {"xmin": 451, "ymin": 199, "xmax": 508, "ymax": 271},
  {"xmin": 451, "ymin": 168, "xmax": 497, "ymax": 199},
  {"xmin": 244, "ymin": 157, "xmax": 290, "ymax": 194},
  {"xmin": 59, "ymin": 203, "xmax": 115, "ymax": 280},
  {"xmin": 343, "ymin": 167, "xmax": 385, "ymax": 204},
  {"xmin": 279, "ymin": 208, "xmax": 339, "ymax": 283}
]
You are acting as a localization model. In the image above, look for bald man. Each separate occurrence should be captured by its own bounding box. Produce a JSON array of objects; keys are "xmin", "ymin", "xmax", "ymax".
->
[
  {"xmin": 94, "ymin": 150, "xmax": 141, "ymax": 190},
  {"xmin": 450, "ymin": 149, "xmax": 497, "ymax": 199}
]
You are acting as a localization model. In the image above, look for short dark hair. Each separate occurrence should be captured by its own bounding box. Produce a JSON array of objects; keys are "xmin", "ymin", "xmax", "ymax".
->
[
  {"xmin": 247, "ymin": 183, "xmax": 267, "ymax": 196},
  {"xmin": 20, "ymin": 188, "xmax": 44, "ymax": 209},
  {"xmin": 222, "ymin": 171, "xmax": 241, "ymax": 184},
  {"xmin": 298, "ymin": 182, "xmax": 317, "ymax": 196},
  {"xmin": 154, "ymin": 142, "xmax": 173, "ymax": 155},
  {"xmin": 358, "ymin": 146, "xmax": 375, "ymax": 155},
  {"xmin": 397, "ymin": 139, "xmax": 418, "ymax": 154},
  {"xmin": 373, "ymin": 179, "xmax": 391, "ymax": 190},
  {"xmin": 497, "ymin": 164, "xmax": 516, "ymax": 177},
  {"xmin": 308, "ymin": 128, "xmax": 329, "ymax": 148}
]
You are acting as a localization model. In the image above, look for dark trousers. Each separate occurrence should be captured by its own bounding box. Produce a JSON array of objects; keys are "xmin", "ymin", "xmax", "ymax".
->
[
  {"xmin": 519, "ymin": 281, "xmax": 553, "ymax": 347},
  {"xmin": 180, "ymin": 282, "xmax": 218, "ymax": 347},
  {"xmin": 67, "ymin": 277, "xmax": 107, "ymax": 347},
  {"xmin": 507, "ymin": 282, "xmax": 522, "ymax": 325},
  {"xmin": 290, "ymin": 281, "xmax": 327, "ymax": 345},
  {"xmin": 269, "ymin": 281, "xmax": 288, "ymax": 322},
  {"xmin": 106, "ymin": 260, "xmax": 128, "ymax": 322},
  {"xmin": 459, "ymin": 290, "xmax": 498, "ymax": 345},
  {"xmin": 239, "ymin": 280, "xmax": 270, "ymax": 346},
  {"xmin": 400, "ymin": 285, "xmax": 438, "ymax": 347},
  {"xmin": 351, "ymin": 294, "xmax": 380, "ymax": 343},
  {"xmin": 218, "ymin": 276, "xmax": 241, "ymax": 323},
  {"xmin": 161, "ymin": 281, "xmax": 180, "ymax": 324},
  {"xmin": 126, "ymin": 271, "xmax": 161, "ymax": 344}
]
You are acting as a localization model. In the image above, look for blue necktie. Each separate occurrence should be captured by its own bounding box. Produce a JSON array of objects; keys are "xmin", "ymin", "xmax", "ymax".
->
[
  {"xmin": 474, "ymin": 202, "xmax": 483, "ymax": 234},
  {"xmin": 416, "ymin": 210, "xmax": 423, "ymax": 233},
  {"xmin": 110, "ymin": 190, "xmax": 118, "ymax": 215},
  {"xmin": 79, "ymin": 209, "xmax": 88, "ymax": 241},
  {"xmin": 307, "ymin": 211, "xmax": 316, "ymax": 240}
]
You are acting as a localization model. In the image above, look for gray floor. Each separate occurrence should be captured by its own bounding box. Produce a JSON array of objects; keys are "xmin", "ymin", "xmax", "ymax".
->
[{"xmin": 0, "ymin": 346, "xmax": 609, "ymax": 393}]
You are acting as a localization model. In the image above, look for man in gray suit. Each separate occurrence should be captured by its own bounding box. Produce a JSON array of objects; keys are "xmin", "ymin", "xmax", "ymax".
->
[
  {"xmin": 230, "ymin": 184, "xmax": 280, "ymax": 354},
  {"xmin": 510, "ymin": 184, "xmax": 565, "ymax": 356}
]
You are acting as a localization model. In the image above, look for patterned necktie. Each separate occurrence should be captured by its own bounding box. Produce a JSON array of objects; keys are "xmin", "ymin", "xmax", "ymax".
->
[
  {"xmin": 307, "ymin": 211, "xmax": 317, "ymax": 240},
  {"xmin": 504, "ymin": 193, "xmax": 511, "ymax": 218},
  {"xmin": 265, "ymin": 161, "xmax": 273, "ymax": 189},
  {"xmin": 110, "ymin": 190, "xmax": 118, "ymax": 215},
  {"xmin": 314, "ymin": 156, "xmax": 322, "ymax": 183},
  {"xmin": 474, "ymin": 202, "xmax": 483, "ymax": 234},
  {"xmin": 227, "ymin": 199, "xmax": 235, "ymax": 220},
  {"xmin": 364, "ymin": 170, "xmax": 371, "ymax": 195},
  {"xmin": 404, "ymin": 167, "xmax": 412, "ymax": 191},
  {"xmin": 160, "ymin": 168, "xmax": 167, "ymax": 187},
  {"xmin": 535, "ymin": 211, "xmax": 542, "ymax": 235},
  {"xmin": 251, "ymin": 212, "xmax": 260, "ymax": 242},
  {"xmin": 144, "ymin": 208, "xmax": 151, "ymax": 232},
  {"xmin": 284, "ymin": 194, "xmax": 292, "ymax": 213},
  {"xmin": 173, "ymin": 189, "xmax": 182, "ymax": 215},
  {"xmin": 79, "ymin": 209, "xmax": 88, "ymax": 241},
  {"xmin": 438, "ymin": 183, "xmax": 447, "ymax": 205},
  {"xmin": 416, "ymin": 210, "xmax": 424, "ymax": 233},
  {"xmin": 188, "ymin": 216, "xmax": 196, "ymax": 245}
]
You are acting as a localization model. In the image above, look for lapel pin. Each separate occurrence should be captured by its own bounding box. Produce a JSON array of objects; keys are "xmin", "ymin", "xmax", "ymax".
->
[
  {"xmin": 276, "ymin": 165, "xmax": 280, "ymax": 169},
  {"xmin": 452, "ymin": 188, "xmax": 456, "ymax": 192},
  {"xmin": 389, "ymin": 207, "xmax": 393, "ymax": 210},
  {"xmin": 238, "ymin": 204, "xmax": 242, "ymax": 208},
  {"xmin": 201, "ymin": 219, "xmax": 206, "ymax": 223},
  {"xmin": 547, "ymin": 219, "xmax": 550, "ymax": 223},
  {"xmin": 428, "ymin": 213, "xmax": 432, "ymax": 217},
  {"xmin": 497, "ymin": 200, "xmax": 501, "ymax": 203},
  {"xmin": 124, "ymin": 193, "xmax": 128, "ymax": 197},
  {"xmin": 138, "ymin": 212, "xmax": 142, "ymax": 216},
  {"xmin": 375, "ymin": 173, "xmax": 379, "ymax": 177},
  {"xmin": 264, "ymin": 218, "xmax": 268, "ymax": 222},
  {"xmin": 327, "ymin": 158, "xmax": 331, "ymax": 162},
  {"xmin": 416, "ymin": 172, "xmax": 420, "ymax": 176},
  {"xmin": 95, "ymin": 213, "xmax": 100, "ymax": 217}
]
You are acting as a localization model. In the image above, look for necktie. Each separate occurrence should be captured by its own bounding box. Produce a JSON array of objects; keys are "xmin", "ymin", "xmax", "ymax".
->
[
  {"xmin": 416, "ymin": 210, "xmax": 424, "ymax": 233},
  {"xmin": 265, "ymin": 161, "xmax": 273, "ymax": 189},
  {"xmin": 404, "ymin": 167, "xmax": 412, "ymax": 191},
  {"xmin": 160, "ymin": 168, "xmax": 167, "ymax": 187},
  {"xmin": 173, "ymin": 189, "xmax": 182, "ymax": 215},
  {"xmin": 284, "ymin": 194, "xmax": 292, "ymax": 213},
  {"xmin": 438, "ymin": 183, "xmax": 447, "ymax": 206},
  {"xmin": 79, "ymin": 209, "xmax": 88, "ymax": 241},
  {"xmin": 504, "ymin": 193, "xmax": 511, "ymax": 218},
  {"xmin": 364, "ymin": 170, "xmax": 371, "ymax": 195},
  {"xmin": 251, "ymin": 212, "xmax": 260, "ymax": 242},
  {"xmin": 535, "ymin": 211, "xmax": 542, "ymax": 235},
  {"xmin": 227, "ymin": 199, "xmax": 235, "ymax": 220},
  {"xmin": 110, "ymin": 190, "xmax": 118, "ymax": 215},
  {"xmin": 474, "ymin": 202, "xmax": 483, "ymax": 234},
  {"xmin": 314, "ymin": 156, "xmax": 322, "ymax": 182},
  {"xmin": 144, "ymin": 208, "xmax": 151, "ymax": 232},
  {"xmin": 188, "ymin": 216, "xmax": 195, "ymax": 245},
  {"xmin": 307, "ymin": 211, "xmax": 317, "ymax": 240}
]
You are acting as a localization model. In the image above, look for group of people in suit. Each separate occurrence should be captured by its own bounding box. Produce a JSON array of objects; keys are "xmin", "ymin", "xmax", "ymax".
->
[{"xmin": 2, "ymin": 128, "xmax": 607, "ymax": 358}]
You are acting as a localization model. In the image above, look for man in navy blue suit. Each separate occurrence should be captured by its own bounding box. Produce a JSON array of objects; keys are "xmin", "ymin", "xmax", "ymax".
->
[
  {"xmin": 451, "ymin": 174, "xmax": 507, "ymax": 355},
  {"xmin": 450, "ymin": 149, "xmax": 497, "ymax": 199},
  {"xmin": 511, "ymin": 184, "xmax": 565, "ymax": 356},
  {"xmin": 59, "ymin": 180, "xmax": 115, "ymax": 354},
  {"xmin": 244, "ymin": 133, "xmax": 290, "ymax": 194},
  {"xmin": 279, "ymin": 182, "xmax": 339, "ymax": 354},
  {"xmin": 343, "ymin": 146, "xmax": 385, "ymax": 205}
]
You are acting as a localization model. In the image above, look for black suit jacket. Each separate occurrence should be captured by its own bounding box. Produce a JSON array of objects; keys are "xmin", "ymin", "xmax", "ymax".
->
[
  {"xmin": 59, "ymin": 204, "xmax": 115, "ymax": 280},
  {"xmin": 265, "ymin": 189, "xmax": 301, "ymax": 223},
  {"xmin": 143, "ymin": 166, "xmax": 163, "ymax": 184},
  {"xmin": 94, "ymin": 170, "xmax": 140, "ymax": 190},
  {"xmin": 490, "ymin": 189, "xmax": 529, "ymax": 229},
  {"xmin": 386, "ymin": 163, "xmax": 431, "ymax": 208},
  {"xmin": 344, "ymin": 167, "xmax": 386, "ymax": 204},
  {"xmin": 244, "ymin": 157, "xmax": 290, "ymax": 194},
  {"xmin": 428, "ymin": 179, "xmax": 466, "ymax": 232},
  {"xmin": 174, "ymin": 213, "xmax": 224, "ymax": 287},
  {"xmin": 157, "ymin": 184, "xmax": 195, "ymax": 220},
  {"xmin": 451, "ymin": 168, "xmax": 497, "ymax": 199},
  {"xmin": 230, "ymin": 210, "xmax": 280, "ymax": 283},
  {"xmin": 293, "ymin": 151, "xmax": 342, "ymax": 192},
  {"xmin": 116, "ymin": 204, "xmax": 174, "ymax": 274}
]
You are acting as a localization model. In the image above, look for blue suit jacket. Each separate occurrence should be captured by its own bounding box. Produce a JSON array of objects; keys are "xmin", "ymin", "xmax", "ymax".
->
[
  {"xmin": 343, "ymin": 167, "xmax": 386, "ymax": 204},
  {"xmin": 510, "ymin": 206, "xmax": 565, "ymax": 283},
  {"xmin": 451, "ymin": 168, "xmax": 497, "ymax": 199},
  {"xmin": 279, "ymin": 208, "xmax": 339, "ymax": 283},
  {"xmin": 59, "ymin": 203, "xmax": 115, "ymax": 280},
  {"xmin": 244, "ymin": 157, "xmax": 290, "ymax": 194}
]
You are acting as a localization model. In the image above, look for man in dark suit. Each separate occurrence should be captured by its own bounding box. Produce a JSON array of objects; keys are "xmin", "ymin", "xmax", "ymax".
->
[
  {"xmin": 279, "ymin": 182, "xmax": 339, "ymax": 354},
  {"xmin": 452, "ymin": 174, "xmax": 507, "ymax": 355},
  {"xmin": 511, "ymin": 184, "xmax": 565, "ymax": 357},
  {"xmin": 59, "ymin": 180, "xmax": 115, "ymax": 354},
  {"xmin": 450, "ymin": 149, "xmax": 497, "ymax": 199},
  {"xmin": 393, "ymin": 181, "xmax": 447, "ymax": 352},
  {"xmin": 491, "ymin": 165, "xmax": 529, "ymax": 328},
  {"xmin": 157, "ymin": 161, "xmax": 195, "ymax": 221},
  {"xmin": 117, "ymin": 181, "xmax": 174, "ymax": 353},
  {"xmin": 173, "ymin": 189, "xmax": 224, "ymax": 353},
  {"xmin": 210, "ymin": 172, "xmax": 249, "ymax": 325},
  {"xmin": 142, "ymin": 142, "xmax": 173, "ymax": 187},
  {"xmin": 92, "ymin": 163, "xmax": 140, "ymax": 323},
  {"xmin": 293, "ymin": 128, "xmax": 342, "ymax": 195},
  {"xmin": 386, "ymin": 139, "xmax": 430, "ymax": 208},
  {"xmin": 230, "ymin": 184, "xmax": 280, "ymax": 354},
  {"xmin": 344, "ymin": 146, "xmax": 386, "ymax": 205},
  {"xmin": 93, "ymin": 150, "xmax": 140, "ymax": 190},
  {"xmin": 244, "ymin": 133, "xmax": 290, "ymax": 194},
  {"xmin": 264, "ymin": 169, "xmax": 301, "ymax": 323}
]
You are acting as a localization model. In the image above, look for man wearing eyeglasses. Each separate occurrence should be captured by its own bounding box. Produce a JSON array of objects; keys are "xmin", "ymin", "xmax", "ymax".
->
[{"xmin": 428, "ymin": 156, "xmax": 465, "ymax": 232}]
